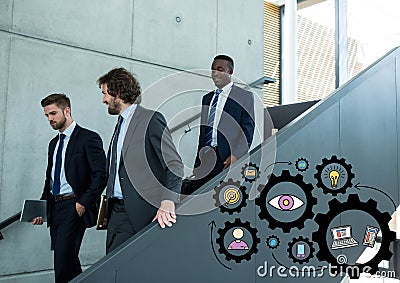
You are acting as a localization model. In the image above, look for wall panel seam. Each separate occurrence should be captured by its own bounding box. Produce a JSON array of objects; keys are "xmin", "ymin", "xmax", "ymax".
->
[
  {"xmin": 0, "ymin": 29, "xmax": 252, "ymax": 87},
  {"xmin": 0, "ymin": 36, "xmax": 12, "ymax": 210},
  {"xmin": 130, "ymin": 0, "xmax": 135, "ymax": 59}
]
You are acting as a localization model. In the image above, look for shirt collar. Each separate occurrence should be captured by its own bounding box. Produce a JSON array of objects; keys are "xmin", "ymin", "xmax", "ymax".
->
[
  {"xmin": 216, "ymin": 81, "xmax": 233, "ymax": 96},
  {"xmin": 60, "ymin": 120, "xmax": 76, "ymax": 138},
  {"xmin": 121, "ymin": 104, "xmax": 137, "ymax": 121}
]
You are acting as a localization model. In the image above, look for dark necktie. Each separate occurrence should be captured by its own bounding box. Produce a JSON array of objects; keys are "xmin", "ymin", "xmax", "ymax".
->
[
  {"xmin": 107, "ymin": 115, "xmax": 124, "ymax": 197},
  {"xmin": 205, "ymin": 89, "xmax": 222, "ymax": 146},
  {"xmin": 52, "ymin": 134, "xmax": 66, "ymax": 196}
]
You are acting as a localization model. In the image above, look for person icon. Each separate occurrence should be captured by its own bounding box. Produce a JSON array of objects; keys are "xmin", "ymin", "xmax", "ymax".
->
[{"xmin": 228, "ymin": 228, "xmax": 249, "ymax": 250}]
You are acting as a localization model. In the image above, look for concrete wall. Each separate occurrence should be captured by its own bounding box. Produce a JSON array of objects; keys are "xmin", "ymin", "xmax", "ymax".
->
[{"xmin": 0, "ymin": 0, "xmax": 264, "ymax": 281}]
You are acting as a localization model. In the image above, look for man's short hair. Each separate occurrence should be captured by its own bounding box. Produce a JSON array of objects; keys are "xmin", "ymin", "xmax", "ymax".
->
[
  {"xmin": 97, "ymin": 67, "xmax": 141, "ymax": 104},
  {"xmin": 214, "ymin": 54, "xmax": 234, "ymax": 71},
  {"xmin": 41, "ymin": 93, "xmax": 71, "ymax": 109}
]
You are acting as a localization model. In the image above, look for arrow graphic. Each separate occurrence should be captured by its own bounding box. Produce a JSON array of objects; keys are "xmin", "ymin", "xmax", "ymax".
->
[
  {"xmin": 264, "ymin": 161, "xmax": 292, "ymax": 173},
  {"xmin": 209, "ymin": 220, "xmax": 232, "ymax": 270},
  {"xmin": 354, "ymin": 182, "xmax": 396, "ymax": 210}
]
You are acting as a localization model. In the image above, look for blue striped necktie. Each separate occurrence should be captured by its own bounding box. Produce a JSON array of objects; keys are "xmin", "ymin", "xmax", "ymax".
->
[
  {"xmin": 205, "ymin": 89, "xmax": 222, "ymax": 146},
  {"xmin": 52, "ymin": 133, "xmax": 66, "ymax": 196}
]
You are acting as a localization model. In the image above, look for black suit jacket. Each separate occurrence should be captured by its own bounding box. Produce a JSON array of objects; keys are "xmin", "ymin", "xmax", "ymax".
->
[
  {"xmin": 106, "ymin": 105, "xmax": 183, "ymax": 232},
  {"xmin": 195, "ymin": 84, "xmax": 255, "ymax": 168},
  {"xmin": 41, "ymin": 124, "xmax": 107, "ymax": 228}
]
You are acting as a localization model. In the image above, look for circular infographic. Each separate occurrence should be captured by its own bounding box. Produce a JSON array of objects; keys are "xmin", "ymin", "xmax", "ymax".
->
[
  {"xmin": 255, "ymin": 170, "xmax": 317, "ymax": 232},
  {"xmin": 216, "ymin": 218, "xmax": 260, "ymax": 263},
  {"xmin": 241, "ymin": 162, "xmax": 260, "ymax": 183},
  {"xmin": 213, "ymin": 179, "xmax": 248, "ymax": 214},
  {"xmin": 312, "ymin": 194, "xmax": 396, "ymax": 278},
  {"xmin": 287, "ymin": 236, "xmax": 315, "ymax": 264},
  {"xmin": 314, "ymin": 155, "xmax": 355, "ymax": 195}
]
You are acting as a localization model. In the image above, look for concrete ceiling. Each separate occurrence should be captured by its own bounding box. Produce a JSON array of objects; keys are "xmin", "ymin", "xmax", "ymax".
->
[{"xmin": 265, "ymin": 0, "xmax": 327, "ymax": 9}]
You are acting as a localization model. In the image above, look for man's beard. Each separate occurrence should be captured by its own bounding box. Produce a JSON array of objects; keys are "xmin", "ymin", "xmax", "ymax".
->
[
  {"xmin": 51, "ymin": 115, "xmax": 67, "ymax": 130},
  {"xmin": 108, "ymin": 98, "xmax": 121, "ymax": 115}
]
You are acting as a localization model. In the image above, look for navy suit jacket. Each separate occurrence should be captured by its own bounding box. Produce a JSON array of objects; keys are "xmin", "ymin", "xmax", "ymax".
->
[
  {"xmin": 41, "ymin": 124, "xmax": 107, "ymax": 228},
  {"xmin": 195, "ymin": 84, "xmax": 255, "ymax": 168}
]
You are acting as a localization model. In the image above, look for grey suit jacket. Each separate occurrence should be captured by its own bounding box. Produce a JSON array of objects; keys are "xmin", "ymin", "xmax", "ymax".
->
[{"xmin": 109, "ymin": 105, "xmax": 183, "ymax": 231}]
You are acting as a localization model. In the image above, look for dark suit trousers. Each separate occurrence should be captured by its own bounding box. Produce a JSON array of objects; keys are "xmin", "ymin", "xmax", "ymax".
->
[
  {"xmin": 50, "ymin": 198, "xmax": 85, "ymax": 283},
  {"xmin": 194, "ymin": 147, "xmax": 225, "ymax": 190},
  {"xmin": 106, "ymin": 201, "xmax": 137, "ymax": 254}
]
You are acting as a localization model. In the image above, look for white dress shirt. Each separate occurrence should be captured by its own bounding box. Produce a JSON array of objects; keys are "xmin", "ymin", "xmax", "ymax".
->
[
  {"xmin": 209, "ymin": 81, "xmax": 233, "ymax": 147},
  {"xmin": 51, "ymin": 121, "xmax": 76, "ymax": 195},
  {"xmin": 112, "ymin": 104, "xmax": 137, "ymax": 199}
]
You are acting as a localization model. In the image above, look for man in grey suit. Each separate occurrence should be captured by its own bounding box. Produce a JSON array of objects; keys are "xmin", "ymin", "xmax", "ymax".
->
[
  {"xmin": 97, "ymin": 67, "xmax": 183, "ymax": 254},
  {"xmin": 193, "ymin": 55, "xmax": 255, "ymax": 190}
]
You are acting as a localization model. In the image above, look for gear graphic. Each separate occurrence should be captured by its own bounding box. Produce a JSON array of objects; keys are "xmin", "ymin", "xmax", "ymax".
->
[
  {"xmin": 314, "ymin": 155, "xmax": 355, "ymax": 196},
  {"xmin": 216, "ymin": 218, "xmax": 260, "ymax": 263},
  {"xmin": 295, "ymin": 158, "xmax": 309, "ymax": 172},
  {"xmin": 266, "ymin": 235, "xmax": 280, "ymax": 249},
  {"xmin": 287, "ymin": 236, "xmax": 315, "ymax": 264},
  {"xmin": 213, "ymin": 179, "xmax": 248, "ymax": 214},
  {"xmin": 255, "ymin": 170, "xmax": 317, "ymax": 233},
  {"xmin": 312, "ymin": 194, "xmax": 396, "ymax": 278},
  {"xmin": 241, "ymin": 162, "xmax": 260, "ymax": 183}
]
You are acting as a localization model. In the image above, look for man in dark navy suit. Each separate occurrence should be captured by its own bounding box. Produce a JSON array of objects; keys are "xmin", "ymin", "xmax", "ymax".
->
[
  {"xmin": 193, "ymin": 55, "xmax": 255, "ymax": 189},
  {"xmin": 32, "ymin": 93, "xmax": 107, "ymax": 283}
]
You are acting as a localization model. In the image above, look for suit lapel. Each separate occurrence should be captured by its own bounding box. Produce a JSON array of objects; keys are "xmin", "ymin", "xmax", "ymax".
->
[
  {"xmin": 47, "ymin": 137, "xmax": 58, "ymax": 179},
  {"xmin": 64, "ymin": 124, "xmax": 81, "ymax": 171},
  {"xmin": 204, "ymin": 92, "xmax": 213, "ymax": 106},
  {"xmin": 222, "ymin": 85, "xmax": 237, "ymax": 116},
  {"xmin": 122, "ymin": 105, "xmax": 142, "ymax": 155},
  {"xmin": 106, "ymin": 143, "xmax": 111, "ymax": 176},
  {"xmin": 49, "ymin": 137, "xmax": 58, "ymax": 159}
]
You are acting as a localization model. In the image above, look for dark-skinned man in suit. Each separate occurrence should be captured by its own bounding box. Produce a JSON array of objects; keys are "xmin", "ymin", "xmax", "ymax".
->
[
  {"xmin": 97, "ymin": 67, "xmax": 183, "ymax": 254},
  {"xmin": 32, "ymin": 93, "xmax": 107, "ymax": 283},
  {"xmin": 193, "ymin": 55, "xmax": 255, "ymax": 189}
]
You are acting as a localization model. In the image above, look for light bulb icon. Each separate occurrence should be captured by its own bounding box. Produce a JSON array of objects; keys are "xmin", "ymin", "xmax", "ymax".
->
[
  {"xmin": 329, "ymin": 170, "xmax": 339, "ymax": 188},
  {"xmin": 318, "ymin": 156, "xmax": 355, "ymax": 195}
]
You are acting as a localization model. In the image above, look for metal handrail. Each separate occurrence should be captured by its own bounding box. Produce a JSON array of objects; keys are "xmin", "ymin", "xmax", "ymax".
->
[
  {"xmin": 0, "ymin": 212, "xmax": 21, "ymax": 240},
  {"xmin": 170, "ymin": 113, "xmax": 201, "ymax": 134},
  {"xmin": 169, "ymin": 76, "xmax": 275, "ymax": 134}
]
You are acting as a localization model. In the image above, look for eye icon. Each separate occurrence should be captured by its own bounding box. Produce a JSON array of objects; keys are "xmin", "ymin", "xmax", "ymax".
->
[{"xmin": 268, "ymin": 195, "xmax": 304, "ymax": 211}]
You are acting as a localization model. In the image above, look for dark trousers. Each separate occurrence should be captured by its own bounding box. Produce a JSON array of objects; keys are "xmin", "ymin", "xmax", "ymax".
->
[
  {"xmin": 50, "ymin": 198, "xmax": 85, "ymax": 283},
  {"xmin": 194, "ymin": 147, "xmax": 225, "ymax": 190},
  {"xmin": 106, "ymin": 200, "xmax": 136, "ymax": 254}
]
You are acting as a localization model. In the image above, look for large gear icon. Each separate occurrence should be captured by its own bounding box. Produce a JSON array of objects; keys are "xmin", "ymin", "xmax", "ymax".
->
[
  {"xmin": 241, "ymin": 162, "xmax": 260, "ymax": 183},
  {"xmin": 314, "ymin": 155, "xmax": 355, "ymax": 196},
  {"xmin": 216, "ymin": 218, "xmax": 260, "ymax": 263},
  {"xmin": 213, "ymin": 179, "xmax": 248, "ymax": 215},
  {"xmin": 312, "ymin": 194, "xmax": 396, "ymax": 278},
  {"xmin": 255, "ymin": 170, "xmax": 317, "ymax": 233},
  {"xmin": 287, "ymin": 236, "xmax": 315, "ymax": 264}
]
